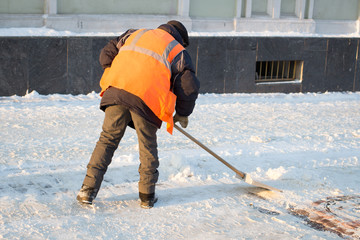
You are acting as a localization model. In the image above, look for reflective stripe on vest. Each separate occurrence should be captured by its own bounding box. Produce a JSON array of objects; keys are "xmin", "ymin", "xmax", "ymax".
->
[
  {"xmin": 99, "ymin": 29, "xmax": 185, "ymax": 134},
  {"xmin": 119, "ymin": 29, "xmax": 180, "ymax": 73}
]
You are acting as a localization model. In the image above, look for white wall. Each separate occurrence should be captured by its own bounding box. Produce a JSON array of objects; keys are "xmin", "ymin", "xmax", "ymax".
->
[{"xmin": 0, "ymin": 0, "xmax": 359, "ymax": 35}]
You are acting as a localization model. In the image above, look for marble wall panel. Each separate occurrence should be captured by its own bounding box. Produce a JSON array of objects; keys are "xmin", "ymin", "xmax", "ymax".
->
[
  {"xmin": 185, "ymin": 36, "xmax": 199, "ymax": 64},
  {"xmin": 67, "ymin": 37, "xmax": 95, "ymax": 94},
  {"xmin": 254, "ymin": 38, "xmax": 304, "ymax": 92},
  {"xmin": 255, "ymin": 83, "xmax": 301, "ymax": 93},
  {"xmin": 301, "ymin": 38, "xmax": 328, "ymax": 92},
  {"xmin": 0, "ymin": 38, "xmax": 28, "ymax": 96},
  {"xmin": 355, "ymin": 39, "xmax": 360, "ymax": 91},
  {"xmin": 304, "ymin": 38, "xmax": 327, "ymax": 51},
  {"xmin": 28, "ymin": 38, "xmax": 67, "ymax": 94},
  {"xmin": 224, "ymin": 49, "xmax": 256, "ymax": 93},
  {"xmin": 225, "ymin": 37, "xmax": 257, "ymax": 51},
  {"xmin": 192, "ymin": 37, "xmax": 228, "ymax": 93},
  {"xmin": 325, "ymin": 38, "xmax": 357, "ymax": 91},
  {"xmin": 301, "ymin": 50, "xmax": 327, "ymax": 92},
  {"xmin": 256, "ymin": 37, "xmax": 305, "ymax": 61},
  {"xmin": 91, "ymin": 37, "xmax": 113, "ymax": 93},
  {"xmin": 223, "ymin": 37, "xmax": 257, "ymax": 93}
]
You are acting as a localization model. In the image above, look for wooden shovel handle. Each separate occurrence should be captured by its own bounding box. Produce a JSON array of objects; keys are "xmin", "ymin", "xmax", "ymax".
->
[{"xmin": 174, "ymin": 124, "xmax": 245, "ymax": 178}]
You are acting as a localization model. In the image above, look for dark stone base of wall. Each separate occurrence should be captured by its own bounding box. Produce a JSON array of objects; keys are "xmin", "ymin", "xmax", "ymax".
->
[{"xmin": 1, "ymin": 36, "xmax": 359, "ymax": 96}]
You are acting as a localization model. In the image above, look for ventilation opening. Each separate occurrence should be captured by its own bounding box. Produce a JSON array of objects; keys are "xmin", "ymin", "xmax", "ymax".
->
[{"xmin": 255, "ymin": 60, "xmax": 303, "ymax": 84}]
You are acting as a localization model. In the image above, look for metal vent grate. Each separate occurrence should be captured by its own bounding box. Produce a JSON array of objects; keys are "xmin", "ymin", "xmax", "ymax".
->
[{"xmin": 255, "ymin": 60, "xmax": 302, "ymax": 83}]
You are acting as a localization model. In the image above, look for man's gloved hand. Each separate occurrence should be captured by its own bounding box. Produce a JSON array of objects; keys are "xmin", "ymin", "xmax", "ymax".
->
[{"xmin": 173, "ymin": 113, "xmax": 188, "ymax": 128}]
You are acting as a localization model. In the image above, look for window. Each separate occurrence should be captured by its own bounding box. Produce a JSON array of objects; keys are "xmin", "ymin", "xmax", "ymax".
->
[
  {"xmin": 255, "ymin": 60, "xmax": 303, "ymax": 84},
  {"xmin": 281, "ymin": 0, "xmax": 296, "ymax": 17},
  {"xmin": 251, "ymin": 0, "xmax": 268, "ymax": 16}
]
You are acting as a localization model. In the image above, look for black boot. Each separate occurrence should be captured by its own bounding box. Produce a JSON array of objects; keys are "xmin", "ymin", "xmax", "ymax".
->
[
  {"xmin": 76, "ymin": 185, "xmax": 99, "ymax": 205},
  {"xmin": 139, "ymin": 192, "xmax": 158, "ymax": 209}
]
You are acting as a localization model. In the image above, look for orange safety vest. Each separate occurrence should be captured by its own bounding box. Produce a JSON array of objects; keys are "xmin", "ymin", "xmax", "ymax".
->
[{"xmin": 99, "ymin": 29, "xmax": 185, "ymax": 134}]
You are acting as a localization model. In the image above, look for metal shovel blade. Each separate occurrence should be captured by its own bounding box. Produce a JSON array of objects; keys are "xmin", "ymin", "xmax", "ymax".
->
[
  {"xmin": 174, "ymin": 124, "xmax": 282, "ymax": 192},
  {"xmin": 236, "ymin": 174, "xmax": 282, "ymax": 192}
]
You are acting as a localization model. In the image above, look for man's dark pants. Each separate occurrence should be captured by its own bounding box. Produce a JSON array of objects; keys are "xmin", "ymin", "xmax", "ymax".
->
[{"xmin": 82, "ymin": 105, "xmax": 159, "ymax": 195}]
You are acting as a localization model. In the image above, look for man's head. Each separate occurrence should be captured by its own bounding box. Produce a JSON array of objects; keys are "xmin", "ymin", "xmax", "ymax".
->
[{"xmin": 167, "ymin": 20, "xmax": 189, "ymax": 47}]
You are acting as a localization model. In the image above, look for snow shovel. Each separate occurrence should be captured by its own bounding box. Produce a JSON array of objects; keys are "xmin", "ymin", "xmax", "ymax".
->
[{"xmin": 174, "ymin": 124, "xmax": 282, "ymax": 192}]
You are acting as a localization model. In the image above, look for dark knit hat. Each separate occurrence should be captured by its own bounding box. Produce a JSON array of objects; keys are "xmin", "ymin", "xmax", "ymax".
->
[{"xmin": 167, "ymin": 20, "xmax": 189, "ymax": 47}]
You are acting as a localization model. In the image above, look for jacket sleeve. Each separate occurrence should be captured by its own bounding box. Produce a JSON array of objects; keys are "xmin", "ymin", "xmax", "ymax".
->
[
  {"xmin": 99, "ymin": 29, "xmax": 136, "ymax": 69},
  {"xmin": 171, "ymin": 50, "xmax": 200, "ymax": 117}
]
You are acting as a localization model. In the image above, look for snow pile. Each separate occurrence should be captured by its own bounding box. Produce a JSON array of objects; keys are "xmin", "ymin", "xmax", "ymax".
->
[
  {"xmin": 1, "ymin": 91, "xmax": 359, "ymax": 239},
  {"xmin": 1, "ymin": 27, "xmax": 360, "ymax": 38}
]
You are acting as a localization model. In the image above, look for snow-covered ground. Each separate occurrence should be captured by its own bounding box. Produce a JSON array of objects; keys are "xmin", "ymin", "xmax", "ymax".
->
[{"xmin": 1, "ymin": 91, "xmax": 359, "ymax": 239}]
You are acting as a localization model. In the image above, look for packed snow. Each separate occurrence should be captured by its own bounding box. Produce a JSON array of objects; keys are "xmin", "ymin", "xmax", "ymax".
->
[
  {"xmin": 1, "ymin": 27, "xmax": 360, "ymax": 38},
  {"xmin": 1, "ymin": 90, "xmax": 359, "ymax": 239}
]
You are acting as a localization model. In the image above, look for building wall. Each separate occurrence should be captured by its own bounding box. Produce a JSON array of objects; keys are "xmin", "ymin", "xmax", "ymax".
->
[
  {"xmin": 0, "ymin": 1, "xmax": 359, "ymax": 96},
  {"xmin": 0, "ymin": 36, "xmax": 359, "ymax": 96},
  {"xmin": 0, "ymin": 0, "xmax": 44, "ymax": 14},
  {"xmin": 189, "ymin": 0, "xmax": 237, "ymax": 18},
  {"xmin": 0, "ymin": 0, "xmax": 359, "ymax": 34},
  {"xmin": 312, "ymin": 0, "xmax": 359, "ymax": 20},
  {"xmin": 57, "ymin": 0, "xmax": 178, "ymax": 15}
]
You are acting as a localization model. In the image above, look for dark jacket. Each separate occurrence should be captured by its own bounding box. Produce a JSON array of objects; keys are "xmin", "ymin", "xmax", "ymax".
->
[{"xmin": 99, "ymin": 24, "xmax": 200, "ymax": 129}]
